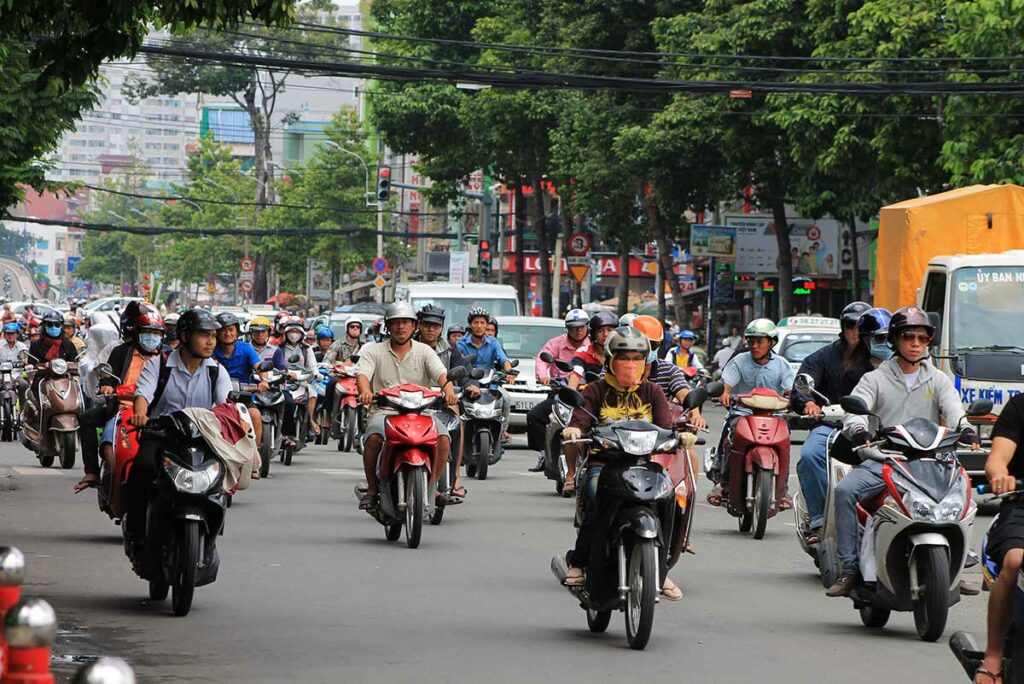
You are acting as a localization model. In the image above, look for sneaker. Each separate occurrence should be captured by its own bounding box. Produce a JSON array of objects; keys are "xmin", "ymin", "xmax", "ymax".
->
[{"xmin": 825, "ymin": 572, "xmax": 860, "ymax": 598}]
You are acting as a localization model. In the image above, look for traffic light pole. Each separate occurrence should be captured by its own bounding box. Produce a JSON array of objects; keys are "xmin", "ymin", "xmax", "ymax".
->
[{"xmin": 377, "ymin": 200, "xmax": 384, "ymax": 303}]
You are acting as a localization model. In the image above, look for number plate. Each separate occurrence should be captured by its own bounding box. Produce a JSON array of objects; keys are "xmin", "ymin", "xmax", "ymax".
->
[{"xmin": 513, "ymin": 402, "xmax": 536, "ymax": 411}]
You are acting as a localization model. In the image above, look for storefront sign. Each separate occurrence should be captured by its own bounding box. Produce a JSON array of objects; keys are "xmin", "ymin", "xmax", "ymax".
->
[{"xmin": 725, "ymin": 216, "xmax": 841, "ymax": 276}]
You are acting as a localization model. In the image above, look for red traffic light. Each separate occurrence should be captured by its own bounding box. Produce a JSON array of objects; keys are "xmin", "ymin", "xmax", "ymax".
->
[
  {"xmin": 379, "ymin": 167, "xmax": 391, "ymax": 180},
  {"xmin": 479, "ymin": 240, "xmax": 490, "ymax": 252}
]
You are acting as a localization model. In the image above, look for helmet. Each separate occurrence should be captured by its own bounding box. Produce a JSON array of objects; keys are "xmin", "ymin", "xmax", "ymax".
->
[
  {"xmin": 281, "ymin": 316, "xmax": 305, "ymax": 333},
  {"xmin": 447, "ymin": 324, "xmax": 465, "ymax": 336},
  {"xmin": 841, "ymin": 301, "xmax": 872, "ymax": 327},
  {"xmin": 274, "ymin": 310, "xmax": 291, "ymax": 334},
  {"xmin": 466, "ymin": 306, "xmax": 489, "ymax": 324},
  {"xmin": 215, "ymin": 312, "xmax": 240, "ymax": 332},
  {"xmin": 315, "ymin": 325, "xmax": 335, "ymax": 340},
  {"xmin": 588, "ymin": 311, "xmax": 619, "ymax": 338},
  {"xmin": 631, "ymin": 315, "xmax": 664, "ymax": 343},
  {"xmin": 41, "ymin": 311, "xmax": 63, "ymax": 337},
  {"xmin": 887, "ymin": 305, "xmax": 934, "ymax": 345},
  {"xmin": 163, "ymin": 313, "xmax": 180, "ymax": 341},
  {"xmin": 248, "ymin": 316, "xmax": 271, "ymax": 332},
  {"xmin": 564, "ymin": 308, "xmax": 589, "ymax": 329},
  {"xmin": 677, "ymin": 329, "xmax": 697, "ymax": 340},
  {"xmin": 605, "ymin": 325, "xmax": 651, "ymax": 358},
  {"xmin": 2, "ymin": 322, "xmax": 18, "ymax": 333},
  {"xmin": 744, "ymin": 318, "xmax": 778, "ymax": 340},
  {"xmin": 62, "ymin": 313, "xmax": 77, "ymax": 327},
  {"xmin": 136, "ymin": 305, "xmax": 163, "ymax": 334},
  {"xmin": 177, "ymin": 309, "xmax": 221, "ymax": 338},
  {"xmin": 344, "ymin": 316, "xmax": 363, "ymax": 331},
  {"xmin": 119, "ymin": 301, "xmax": 144, "ymax": 337},
  {"xmin": 618, "ymin": 313, "xmax": 639, "ymax": 327},
  {"xmin": 487, "ymin": 316, "xmax": 500, "ymax": 336},
  {"xmin": 384, "ymin": 301, "xmax": 417, "ymax": 323},
  {"xmin": 417, "ymin": 304, "xmax": 446, "ymax": 326},
  {"xmin": 304, "ymin": 329, "xmax": 316, "ymax": 341},
  {"xmin": 857, "ymin": 308, "xmax": 892, "ymax": 339}
]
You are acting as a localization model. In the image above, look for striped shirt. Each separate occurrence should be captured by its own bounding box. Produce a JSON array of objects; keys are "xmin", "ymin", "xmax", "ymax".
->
[{"xmin": 648, "ymin": 359, "xmax": 689, "ymax": 400}]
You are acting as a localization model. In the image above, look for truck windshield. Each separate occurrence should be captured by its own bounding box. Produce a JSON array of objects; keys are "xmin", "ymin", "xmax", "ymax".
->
[
  {"xmin": 950, "ymin": 267, "xmax": 1024, "ymax": 351},
  {"xmin": 409, "ymin": 298, "xmax": 519, "ymax": 330}
]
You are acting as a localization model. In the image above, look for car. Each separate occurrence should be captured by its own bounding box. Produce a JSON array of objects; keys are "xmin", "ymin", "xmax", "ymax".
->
[
  {"xmin": 394, "ymin": 282, "xmax": 520, "ymax": 328},
  {"xmin": 326, "ymin": 311, "xmax": 382, "ymax": 340},
  {"xmin": 82, "ymin": 296, "xmax": 143, "ymax": 313},
  {"xmin": 774, "ymin": 316, "xmax": 841, "ymax": 372},
  {"xmin": 495, "ymin": 315, "xmax": 566, "ymax": 430},
  {"xmin": 333, "ymin": 302, "xmax": 386, "ymax": 316},
  {"xmin": 7, "ymin": 300, "xmax": 61, "ymax": 320}
]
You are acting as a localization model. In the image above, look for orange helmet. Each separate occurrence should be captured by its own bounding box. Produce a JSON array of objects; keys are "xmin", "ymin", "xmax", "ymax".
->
[{"xmin": 630, "ymin": 315, "xmax": 664, "ymax": 343}]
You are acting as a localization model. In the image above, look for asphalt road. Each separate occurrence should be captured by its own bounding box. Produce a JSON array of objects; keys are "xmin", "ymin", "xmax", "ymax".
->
[{"xmin": 0, "ymin": 406, "xmax": 988, "ymax": 683}]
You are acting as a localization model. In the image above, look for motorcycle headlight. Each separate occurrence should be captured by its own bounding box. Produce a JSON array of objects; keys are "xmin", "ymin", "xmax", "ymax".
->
[
  {"xmin": 163, "ymin": 457, "xmax": 222, "ymax": 495},
  {"xmin": 892, "ymin": 473, "xmax": 965, "ymax": 522},
  {"xmin": 466, "ymin": 401, "xmax": 497, "ymax": 419},
  {"xmin": 614, "ymin": 429, "xmax": 658, "ymax": 456},
  {"xmin": 50, "ymin": 359, "xmax": 68, "ymax": 376},
  {"xmin": 394, "ymin": 390, "xmax": 431, "ymax": 410},
  {"xmin": 0, "ymin": 362, "xmax": 12, "ymax": 372},
  {"xmin": 655, "ymin": 436, "xmax": 679, "ymax": 452}
]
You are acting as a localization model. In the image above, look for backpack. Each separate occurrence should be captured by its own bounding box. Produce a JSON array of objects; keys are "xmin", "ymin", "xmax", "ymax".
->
[{"xmin": 148, "ymin": 354, "xmax": 220, "ymax": 417}]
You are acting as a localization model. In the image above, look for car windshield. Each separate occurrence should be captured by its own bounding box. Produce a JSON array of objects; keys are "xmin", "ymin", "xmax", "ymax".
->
[
  {"xmin": 409, "ymin": 298, "xmax": 518, "ymax": 329},
  {"xmin": 779, "ymin": 333, "xmax": 834, "ymax": 363},
  {"xmin": 951, "ymin": 267, "xmax": 1024, "ymax": 351},
  {"xmin": 496, "ymin": 324, "xmax": 564, "ymax": 359}
]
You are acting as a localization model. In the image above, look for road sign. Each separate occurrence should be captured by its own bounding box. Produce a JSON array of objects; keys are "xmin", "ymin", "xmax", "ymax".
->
[
  {"xmin": 566, "ymin": 255, "xmax": 590, "ymax": 284},
  {"xmin": 372, "ymin": 257, "xmax": 389, "ymax": 274},
  {"xmin": 240, "ymin": 258, "xmax": 255, "ymax": 272},
  {"xmin": 239, "ymin": 271, "xmax": 254, "ymax": 283},
  {"xmin": 374, "ymin": 275, "xmax": 387, "ymax": 289},
  {"xmin": 239, "ymin": 279, "xmax": 253, "ymax": 293},
  {"xmin": 206, "ymin": 283, "xmax": 217, "ymax": 294},
  {"xmin": 567, "ymin": 232, "xmax": 591, "ymax": 257}
]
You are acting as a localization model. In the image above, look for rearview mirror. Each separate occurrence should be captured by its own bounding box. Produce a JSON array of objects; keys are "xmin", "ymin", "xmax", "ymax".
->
[
  {"xmin": 554, "ymin": 360, "xmax": 573, "ymax": 373},
  {"xmin": 704, "ymin": 381, "xmax": 725, "ymax": 398},
  {"xmin": 94, "ymin": 363, "xmax": 116, "ymax": 379},
  {"xmin": 682, "ymin": 387, "xmax": 708, "ymax": 411},
  {"xmin": 463, "ymin": 353, "xmax": 478, "ymax": 366},
  {"xmin": 793, "ymin": 373, "xmax": 814, "ymax": 394},
  {"xmin": 557, "ymin": 387, "xmax": 585, "ymax": 409},
  {"xmin": 257, "ymin": 360, "xmax": 275, "ymax": 372},
  {"xmin": 538, "ymin": 351, "xmax": 554, "ymax": 363},
  {"xmin": 509, "ymin": 358, "xmax": 520, "ymax": 368},
  {"xmin": 470, "ymin": 367, "xmax": 486, "ymax": 380},
  {"xmin": 288, "ymin": 354, "xmax": 301, "ymax": 363},
  {"xmin": 840, "ymin": 395, "xmax": 872, "ymax": 416},
  {"xmin": 448, "ymin": 365, "xmax": 466, "ymax": 383},
  {"xmin": 350, "ymin": 354, "xmax": 360, "ymax": 363},
  {"xmin": 967, "ymin": 399, "xmax": 994, "ymax": 417}
]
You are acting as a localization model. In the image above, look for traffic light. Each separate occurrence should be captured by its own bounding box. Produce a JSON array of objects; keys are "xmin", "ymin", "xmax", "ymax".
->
[
  {"xmin": 376, "ymin": 166, "xmax": 391, "ymax": 203},
  {"xmin": 479, "ymin": 239, "xmax": 492, "ymax": 278}
]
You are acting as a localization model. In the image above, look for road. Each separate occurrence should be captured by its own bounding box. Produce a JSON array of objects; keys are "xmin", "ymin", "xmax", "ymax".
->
[{"xmin": 0, "ymin": 406, "xmax": 987, "ymax": 683}]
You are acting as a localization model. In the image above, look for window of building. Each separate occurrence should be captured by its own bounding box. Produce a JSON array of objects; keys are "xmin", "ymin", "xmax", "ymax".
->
[
  {"xmin": 56, "ymin": 236, "xmax": 65, "ymax": 251},
  {"xmin": 36, "ymin": 240, "xmax": 49, "ymax": 250}
]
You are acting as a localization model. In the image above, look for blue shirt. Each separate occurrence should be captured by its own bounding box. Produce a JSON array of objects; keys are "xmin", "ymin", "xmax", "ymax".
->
[
  {"xmin": 455, "ymin": 335, "xmax": 508, "ymax": 369},
  {"xmin": 721, "ymin": 351, "xmax": 795, "ymax": 396},
  {"xmin": 135, "ymin": 349, "xmax": 231, "ymax": 417},
  {"xmin": 213, "ymin": 341, "xmax": 263, "ymax": 382}
]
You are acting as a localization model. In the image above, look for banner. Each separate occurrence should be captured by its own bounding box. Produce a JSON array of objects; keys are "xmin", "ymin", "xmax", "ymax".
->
[
  {"xmin": 449, "ymin": 251, "xmax": 469, "ymax": 285},
  {"xmin": 725, "ymin": 216, "xmax": 841, "ymax": 276},
  {"xmin": 306, "ymin": 260, "xmax": 331, "ymax": 301},
  {"xmin": 689, "ymin": 224, "xmax": 737, "ymax": 258}
]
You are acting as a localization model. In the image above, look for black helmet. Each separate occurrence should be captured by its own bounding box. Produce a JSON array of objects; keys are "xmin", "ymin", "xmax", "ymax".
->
[
  {"xmin": 41, "ymin": 311, "xmax": 63, "ymax": 337},
  {"xmin": 588, "ymin": 311, "xmax": 619, "ymax": 338},
  {"xmin": 487, "ymin": 316, "xmax": 499, "ymax": 336},
  {"xmin": 841, "ymin": 301, "xmax": 871, "ymax": 328},
  {"xmin": 164, "ymin": 313, "xmax": 180, "ymax": 341},
  {"xmin": 887, "ymin": 305, "xmax": 934, "ymax": 345},
  {"xmin": 119, "ymin": 300, "xmax": 143, "ymax": 338},
  {"xmin": 466, "ymin": 306, "xmax": 489, "ymax": 324},
  {"xmin": 416, "ymin": 304, "xmax": 445, "ymax": 326},
  {"xmin": 215, "ymin": 312, "xmax": 240, "ymax": 332},
  {"xmin": 177, "ymin": 309, "xmax": 221, "ymax": 339},
  {"xmin": 447, "ymin": 324, "xmax": 465, "ymax": 336}
]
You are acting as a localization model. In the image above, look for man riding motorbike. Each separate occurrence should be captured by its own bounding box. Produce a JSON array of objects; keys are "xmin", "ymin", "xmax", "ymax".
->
[
  {"xmin": 354, "ymin": 302, "xmax": 457, "ymax": 511},
  {"xmin": 708, "ymin": 318, "xmax": 796, "ymax": 508},
  {"xmin": 455, "ymin": 307, "xmax": 514, "ymax": 440},
  {"xmin": 446, "ymin": 325, "xmax": 465, "ymax": 348},
  {"xmin": 560, "ymin": 326, "xmax": 683, "ymax": 600},
  {"xmin": 248, "ymin": 316, "xmax": 284, "ymax": 364},
  {"xmin": 63, "ymin": 314, "xmax": 86, "ymax": 355},
  {"xmin": 792, "ymin": 301, "xmax": 873, "ymax": 542},
  {"xmin": 526, "ymin": 309, "xmax": 592, "ymax": 468},
  {"xmin": 323, "ymin": 317, "xmax": 363, "ymax": 364},
  {"xmin": 826, "ymin": 306, "xmax": 979, "ymax": 597},
  {"xmin": 212, "ymin": 312, "xmax": 269, "ymax": 448},
  {"xmin": 414, "ymin": 305, "xmax": 459, "ymax": 370},
  {"xmin": 28, "ymin": 312, "xmax": 79, "ymax": 388},
  {"xmin": 0, "ymin": 322, "xmax": 26, "ymax": 363},
  {"xmin": 163, "ymin": 313, "xmax": 180, "ymax": 351},
  {"xmin": 566, "ymin": 311, "xmax": 619, "ymax": 391},
  {"xmin": 665, "ymin": 330, "xmax": 703, "ymax": 371}
]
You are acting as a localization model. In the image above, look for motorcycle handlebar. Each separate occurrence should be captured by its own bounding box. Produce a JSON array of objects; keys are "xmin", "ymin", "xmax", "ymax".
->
[{"xmin": 977, "ymin": 479, "xmax": 1024, "ymax": 495}]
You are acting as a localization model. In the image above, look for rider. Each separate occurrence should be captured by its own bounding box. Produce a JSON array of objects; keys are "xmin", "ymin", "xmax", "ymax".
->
[
  {"xmin": 354, "ymin": 302, "xmax": 458, "ymax": 510},
  {"xmin": 455, "ymin": 307, "xmax": 515, "ymax": 438},
  {"xmin": 28, "ymin": 311, "xmax": 79, "ymax": 382},
  {"xmin": 75, "ymin": 303, "xmax": 165, "ymax": 493},
  {"xmin": 526, "ymin": 309, "xmax": 591, "ymax": 465},
  {"xmin": 567, "ymin": 311, "xmax": 619, "ymax": 391},
  {"xmin": 709, "ymin": 318, "xmax": 796, "ymax": 508},
  {"xmin": 163, "ymin": 313, "xmax": 180, "ymax": 351},
  {"xmin": 323, "ymin": 317, "xmax": 363, "ymax": 364},
  {"xmin": 559, "ymin": 326, "xmax": 682, "ymax": 600},
  {"xmin": 414, "ymin": 305, "xmax": 458, "ymax": 369},
  {"xmin": 127, "ymin": 310, "xmax": 232, "ymax": 544},
  {"xmin": 665, "ymin": 330, "xmax": 703, "ymax": 371},
  {"xmin": 827, "ymin": 306, "xmax": 979, "ymax": 597},
  {"xmin": 975, "ymin": 392, "xmax": 1024, "ymax": 683},
  {"xmin": 212, "ymin": 312, "xmax": 270, "ymax": 444},
  {"xmin": 0, "ymin": 322, "xmax": 26, "ymax": 363},
  {"xmin": 248, "ymin": 316, "xmax": 285, "ymax": 365},
  {"xmin": 62, "ymin": 314, "xmax": 86, "ymax": 355},
  {"xmin": 791, "ymin": 301, "xmax": 873, "ymax": 542},
  {"xmin": 313, "ymin": 326, "xmax": 334, "ymax": 363},
  {"xmin": 446, "ymin": 325, "xmax": 465, "ymax": 348},
  {"xmin": 279, "ymin": 316, "xmax": 320, "ymax": 440}
]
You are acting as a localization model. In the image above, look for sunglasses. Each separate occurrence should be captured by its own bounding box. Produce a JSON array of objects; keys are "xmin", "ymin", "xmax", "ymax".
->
[{"xmin": 899, "ymin": 331, "xmax": 931, "ymax": 344}]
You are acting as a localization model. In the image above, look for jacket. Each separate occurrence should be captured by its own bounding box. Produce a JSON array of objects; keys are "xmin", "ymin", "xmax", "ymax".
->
[
  {"xmin": 842, "ymin": 358, "xmax": 967, "ymax": 440},
  {"xmin": 790, "ymin": 339, "xmax": 870, "ymax": 413}
]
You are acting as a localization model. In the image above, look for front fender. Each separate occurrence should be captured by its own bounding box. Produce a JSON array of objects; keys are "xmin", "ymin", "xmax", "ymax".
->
[
  {"xmin": 50, "ymin": 413, "xmax": 80, "ymax": 431},
  {"xmin": 615, "ymin": 507, "xmax": 662, "ymax": 542},
  {"xmin": 746, "ymin": 445, "xmax": 779, "ymax": 474},
  {"xmin": 909, "ymin": 532, "xmax": 950, "ymax": 551}
]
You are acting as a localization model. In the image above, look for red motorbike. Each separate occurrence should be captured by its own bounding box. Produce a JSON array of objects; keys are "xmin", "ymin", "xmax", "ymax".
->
[
  {"xmin": 97, "ymin": 384, "xmax": 140, "ymax": 521},
  {"xmin": 705, "ymin": 383, "xmax": 793, "ymax": 539},
  {"xmin": 330, "ymin": 361, "xmax": 361, "ymax": 453},
  {"xmin": 354, "ymin": 383, "xmax": 449, "ymax": 549}
]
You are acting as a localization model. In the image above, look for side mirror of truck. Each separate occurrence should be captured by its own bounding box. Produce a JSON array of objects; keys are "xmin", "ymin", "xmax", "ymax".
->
[{"xmin": 927, "ymin": 311, "xmax": 941, "ymax": 349}]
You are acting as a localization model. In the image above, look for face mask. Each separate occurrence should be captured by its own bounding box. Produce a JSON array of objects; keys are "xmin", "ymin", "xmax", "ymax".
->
[
  {"xmin": 286, "ymin": 331, "xmax": 303, "ymax": 345},
  {"xmin": 45, "ymin": 326, "xmax": 61, "ymax": 338},
  {"xmin": 138, "ymin": 332, "xmax": 162, "ymax": 353},
  {"xmin": 612, "ymin": 360, "xmax": 645, "ymax": 387},
  {"xmin": 870, "ymin": 341, "xmax": 894, "ymax": 361},
  {"xmin": 646, "ymin": 349, "xmax": 658, "ymax": 364}
]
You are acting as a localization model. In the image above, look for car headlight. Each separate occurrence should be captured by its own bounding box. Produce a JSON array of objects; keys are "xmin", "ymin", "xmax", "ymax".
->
[
  {"xmin": 614, "ymin": 429, "xmax": 658, "ymax": 456},
  {"xmin": 163, "ymin": 457, "xmax": 222, "ymax": 494},
  {"xmin": 466, "ymin": 402, "xmax": 497, "ymax": 418}
]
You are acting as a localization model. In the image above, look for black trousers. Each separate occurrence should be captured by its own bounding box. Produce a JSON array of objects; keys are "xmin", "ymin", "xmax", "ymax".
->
[
  {"xmin": 126, "ymin": 439, "xmax": 161, "ymax": 540},
  {"xmin": 79, "ymin": 402, "xmax": 115, "ymax": 477},
  {"xmin": 527, "ymin": 396, "xmax": 553, "ymax": 452}
]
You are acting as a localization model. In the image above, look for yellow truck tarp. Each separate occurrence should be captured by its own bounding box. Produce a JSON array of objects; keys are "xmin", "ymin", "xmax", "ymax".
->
[{"xmin": 876, "ymin": 184, "xmax": 1024, "ymax": 310}]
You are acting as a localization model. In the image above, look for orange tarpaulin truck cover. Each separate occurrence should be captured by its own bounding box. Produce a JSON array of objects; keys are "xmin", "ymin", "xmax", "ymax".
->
[{"xmin": 875, "ymin": 184, "xmax": 1024, "ymax": 310}]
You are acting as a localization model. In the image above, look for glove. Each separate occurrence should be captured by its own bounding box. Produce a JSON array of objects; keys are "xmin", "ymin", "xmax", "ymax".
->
[
  {"xmin": 563, "ymin": 427, "xmax": 582, "ymax": 441},
  {"xmin": 851, "ymin": 429, "xmax": 872, "ymax": 448},
  {"xmin": 960, "ymin": 426, "xmax": 980, "ymax": 447}
]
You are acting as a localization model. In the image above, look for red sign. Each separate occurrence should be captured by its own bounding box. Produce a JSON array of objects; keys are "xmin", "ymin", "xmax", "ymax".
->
[
  {"xmin": 567, "ymin": 232, "xmax": 591, "ymax": 256},
  {"xmin": 503, "ymin": 253, "xmax": 677, "ymax": 278}
]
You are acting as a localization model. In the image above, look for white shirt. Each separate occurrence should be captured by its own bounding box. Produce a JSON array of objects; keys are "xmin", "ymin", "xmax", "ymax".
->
[
  {"xmin": 902, "ymin": 368, "xmax": 921, "ymax": 391},
  {"xmin": 0, "ymin": 340, "xmax": 26, "ymax": 363}
]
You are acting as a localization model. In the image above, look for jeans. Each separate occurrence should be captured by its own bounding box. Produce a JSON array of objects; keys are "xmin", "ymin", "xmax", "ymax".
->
[
  {"xmin": 526, "ymin": 396, "xmax": 553, "ymax": 452},
  {"xmin": 797, "ymin": 425, "xmax": 834, "ymax": 530},
  {"xmin": 835, "ymin": 461, "xmax": 886, "ymax": 574},
  {"xmin": 280, "ymin": 391, "xmax": 298, "ymax": 437}
]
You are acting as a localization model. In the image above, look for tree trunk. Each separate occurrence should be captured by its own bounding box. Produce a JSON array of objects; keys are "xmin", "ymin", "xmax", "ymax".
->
[
  {"xmin": 847, "ymin": 215, "xmax": 862, "ymax": 302},
  {"xmin": 242, "ymin": 82, "xmax": 273, "ymax": 303},
  {"xmin": 643, "ymin": 195, "xmax": 687, "ymax": 326},
  {"xmin": 616, "ymin": 239, "xmax": 630, "ymax": 316},
  {"xmin": 531, "ymin": 175, "xmax": 552, "ymax": 318},
  {"xmin": 766, "ymin": 183, "xmax": 792, "ymax": 320},
  {"xmin": 514, "ymin": 184, "xmax": 527, "ymax": 312}
]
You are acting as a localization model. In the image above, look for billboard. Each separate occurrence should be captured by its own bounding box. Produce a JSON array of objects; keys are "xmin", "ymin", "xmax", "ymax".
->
[
  {"xmin": 689, "ymin": 224, "xmax": 736, "ymax": 258},
  {"xmin": 725, "ymin": 216, "xmax": 841, "ymax": 276},
  {"xmin": 306, "ymin": 260, "xmax": 332, "ymax": 301}
]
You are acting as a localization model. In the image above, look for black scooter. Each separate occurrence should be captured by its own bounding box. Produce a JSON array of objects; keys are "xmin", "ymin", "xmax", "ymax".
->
[{"xmin": 460, "ymin": 359, "xmax": 518, "ymax": 481}]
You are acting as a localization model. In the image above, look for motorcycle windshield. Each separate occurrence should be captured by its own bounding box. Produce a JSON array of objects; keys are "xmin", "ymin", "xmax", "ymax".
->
[{"xmin": 902, "ymin": 458, "xmax": 959, "ymax": 503}]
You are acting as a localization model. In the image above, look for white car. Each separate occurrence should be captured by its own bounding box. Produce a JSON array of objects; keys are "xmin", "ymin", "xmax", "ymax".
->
[
  {"xmin": 7, "ymin": 301, "xmax": 61, "ymax": 319},
  {"xmin": 495, "ymin": 316, "xmax": 566, "ymax": 429},
  {"xmin": 83, "ymin": 296, "xmax": 142, "ymax": 313},
  {"xmin": 774, "ymin": 316, "xmax": 841, "ymax": 371}
]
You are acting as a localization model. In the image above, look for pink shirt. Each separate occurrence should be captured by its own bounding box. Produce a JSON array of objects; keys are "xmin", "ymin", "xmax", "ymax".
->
[{"xmin": 535, "ymin": 334, "xmax": 587, "ymax": 381}]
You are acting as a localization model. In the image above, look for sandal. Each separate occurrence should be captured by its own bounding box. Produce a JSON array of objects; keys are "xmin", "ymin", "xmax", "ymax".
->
[
  {"xmin": 706, "ymin": 485, "xmax": 724, "ymax": 507},
  {"xmin": 446, "ymin": 485, "xmax": 467, "ymax": 505},
  {"xmin": 74, "ymin": 473, "xmax": 100, "ymax": 493},
  {"xmin": 358, "ymin": 493, "xmax": 379, "ymax": 511},
  {"xmin": 684, "ymin": 542, "xmax": 696, "ymax": 555},
  {"xmin": 975, "ymin": 667, "xmax": 1002, "ymax": 683},
  {"xmin": 778, "ymin": 495, "xmax": 793, "ymax": 511},
  {"xmin": 661, "ymin": 578, "xmax": 683, "ymax": 602},
  {"xmin": 562, "ymin": 482, "xmax": 576, "ymax": 497},
  {"xmin": 563, "ymin": 567, "xmax": 584, "ymax": 587},
  {"xmin": 804, "ymin": 528, "xmax": 821, "ymax": 545}
]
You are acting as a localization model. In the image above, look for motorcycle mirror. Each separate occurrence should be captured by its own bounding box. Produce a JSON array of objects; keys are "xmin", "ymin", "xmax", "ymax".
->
[
  {"xmin": 682, "ymin": 387, "xmax": 708, "ymax": 410},
  {"xmin": 704, "ymin": 381, "xmax": 725, "ymax": 398},
  {"xmin": 584, "ymin": 371, "xmax": 602, "ymax": 383},
  {"xmin": 538, "ymin": 352, "xmax": 554, "ymax": 363},
  {"xmin": 967, "ymin": 399, "xmax": 994, "ymax": 417},
  {"xmin": 557, "ymin": 387, "xmax": 585, "ymax": 408},
  {"xmin": 793, "ymin": 373, "xmax": 815, "ymax": 394},
  {"xmin": 554, "ymin": 359, "xmax": 573, "ymax": 373},
  {"xmin": 257, "ymin": 360, "xmax": 275, "ymax": 372},
  {"xmin": 448, "ymin": 366, "xmax": 467, "ymax": 383},
  {"xmin": 94, "ymin": 363, "xmax": 116, "ymax": 378},
  {"xmin": 509, "ymin": 358, "xmax": 520, "ymax": 368},
  {"xmin": 350, "ymin": 354, "xmax": 360, "ymax": 363},
  {"xmin": 288, "ymin": 354, "xmax": 301, "ymax": 363},
  {"xmin": 470, "ymin": 367, "xmax": 486, "ymax": 380},
  {"xmin": 463, "ymin": 353, "xmax": 478, "ymax": 365},
  {"xmin": 840, "ymin": 395, "xmax": 872, "ymax": 416}
]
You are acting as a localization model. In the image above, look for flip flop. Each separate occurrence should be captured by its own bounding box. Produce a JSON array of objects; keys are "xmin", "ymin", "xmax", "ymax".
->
[
  {"xmin": 706, "ymin": 486, "xmax": 724, "ymax": 507},
  {"xmin": 661, "ymin": 579, "xmax": 683, "ymax": 601},
  {"xmin": 74, "ymin": 474, "xmax": 99, "ymax": 493},
  {"xmin": 563, "ymin": 568, "xmax": 585, "ymax": 587}
]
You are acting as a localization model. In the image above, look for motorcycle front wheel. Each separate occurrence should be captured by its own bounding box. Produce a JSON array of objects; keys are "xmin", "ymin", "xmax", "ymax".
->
[
  {"xmin": 625, "ymin": 539, "xmax": 657, "ymax": 650},
  {"xmin": 859, "ymin": 604, "xmax": 891, "ymax": 628},
  {"xmin": 913, "ymin": 546, "xmax": 951, "ymax": 641},
  {"xmin": 475, "ymin": 431, "xmax": 491, "ymax": 481},
  {"xmin": 149, "ymin": 579, "xmax": 169, "ymax": 601},
  {"xmin": 587, "ymin": 608, "xmax": 612, "ymax": 633},
  {"xmin": 58, "ymin": 432, "xmax": 76, "ymax": 470},
  {"xmin": 343, "ymin": 406, "xmax": 357, "ymax": 453},
  {"xmin": 172, "ymin": 520, "xmax": 201, "ymax": 616},
  {"xmin": 259, "ymin": 426, "xmax": 273, "ymax": 478},
  {"xmin": 38, "ymin": 454, "xmax": 54, "ymax": 468},
  {"xmin": 751, "ymin": 468, "xmax": 773, "ymax": 540},
  {"xmin": 405, "ymin": 467, "xmax": 426, "ymax": 549}
]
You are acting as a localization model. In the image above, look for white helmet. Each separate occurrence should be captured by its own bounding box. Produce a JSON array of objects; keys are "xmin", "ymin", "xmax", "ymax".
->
[
  {"xmin": 619, "ymin": 313, "xmax": 639, "ymax": 327},
  {"xmin": 564, "ymin": 308, "xmax": 590, "ymax": 329},
  {"xmin": 344, "ymin": 316, "xmax": 363, "ymax": 330}
]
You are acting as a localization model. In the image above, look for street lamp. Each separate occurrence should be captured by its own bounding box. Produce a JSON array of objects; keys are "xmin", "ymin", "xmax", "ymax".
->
[{"xmin": 323, "ymin": 141, "xmax": 372, "ymax": 207}]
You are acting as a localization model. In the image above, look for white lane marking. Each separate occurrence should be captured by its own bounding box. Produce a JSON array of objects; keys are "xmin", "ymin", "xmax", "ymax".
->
[
  {"xmin": 316, "ymin": 468, "xmax": 366, "ymax": 477},
  {"xmin": 11, "ymin": 466, "xmax": 68, "ymax": 476}
]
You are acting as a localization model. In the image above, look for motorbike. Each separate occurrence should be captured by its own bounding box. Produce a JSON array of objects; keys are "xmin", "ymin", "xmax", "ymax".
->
[
  {"xmin": 312, "ymin": 366, "xmax": 333, "ymax": 445},
  {"xmin": 825, "ymin": 393, "xmax": 990, "ymax": 641},
  {"xmin": 279, "ymin": 359, "xmax": 313, "ymax": 466},
  {"xmin": 950, "ymin": 480, "xmax": 1024, "ymax": 683},
  {"xmin": 20, "ymin": 356, "xmax": 83, "ymax": 469},
  {"xmin": 353, "ymin": 366, "xmax": 465, "ymax": 548},
  {"xmin": 252, "ymin": 370, "xmax": 286, "ymax": 479},
  {"xmin": 93, "ymin": 366, "xmax": 140, "ymax": 521},
  {"xmin": 702, "ymin": 381, "xmax": 794, "ymax": 539},
  {"xmin": 0, "ymin": 358, "xmax": 23, "ymax": 442},
  {"xmin": 550, "ymin": 386, "xmax": 709, "ymax": 650},
  {"xmin": 329, "ymin": 361, "xmax": 362, "ymax": 453},
  {"xmin": 461, "ymin": 359, "xmax": 518, "ymax": 481},
  {"xmin": 125, "ymin": 412, "xmax": 228, "ymax": 617}
]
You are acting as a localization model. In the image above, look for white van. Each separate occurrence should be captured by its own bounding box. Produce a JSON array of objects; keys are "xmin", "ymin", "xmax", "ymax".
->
[
  {"xmin": 393, "ymin": 282, "xmax": 520, "ymax": 329},
  {"xmin": 774, "ymin": 316, "xmax": 841, "ymax": 372}
]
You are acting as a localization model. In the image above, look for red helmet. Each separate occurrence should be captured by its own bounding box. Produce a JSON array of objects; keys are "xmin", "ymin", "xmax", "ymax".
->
[{"xmin": 136, "ymin": 303, "xmax": 163, "ymax": 333}]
